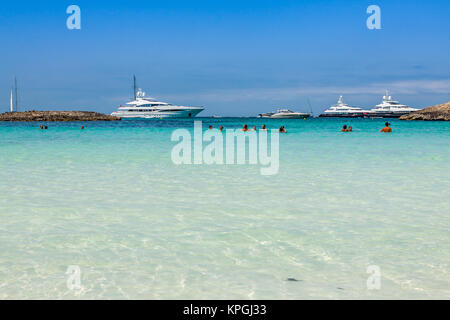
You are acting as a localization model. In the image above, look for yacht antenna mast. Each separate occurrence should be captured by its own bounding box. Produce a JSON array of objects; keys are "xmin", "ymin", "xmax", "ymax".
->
[{"xmin": 133, "ymin": 75, "xmax": 137, "ymax": 100}]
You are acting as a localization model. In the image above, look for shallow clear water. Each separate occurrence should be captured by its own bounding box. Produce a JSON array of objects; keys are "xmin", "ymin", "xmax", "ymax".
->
[{"xmin": 0, "ymin": 118, "xmax": 449, "ymax": 299}]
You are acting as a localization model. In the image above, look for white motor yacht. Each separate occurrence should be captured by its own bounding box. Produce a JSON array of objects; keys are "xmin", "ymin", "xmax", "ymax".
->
[
  {"xmin": 319, "ymin": 96, "xmax": 371, "ymax": 118},
  {"xmin": 259, "ymin": 109, "xmax": 310, "ymax": 119},
  {"xmin": 111, "ymin": 77, "xmax": 204, "ymax": 119},
  {"xmin": 368, "ymin": 91, "xmax": 420, "ymax": 118}
]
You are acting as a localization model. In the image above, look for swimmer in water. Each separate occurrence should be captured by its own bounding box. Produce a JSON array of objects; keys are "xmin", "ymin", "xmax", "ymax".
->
[
  {"xmin": 342, "ymin": 125, "xmax": 348, "ymax": 132},
  {"xmin": 279, "ymin": 126, "xmax": 287, "ymax": 133},
  {"xmin": 261, "ymin": 124, "xmax": 267, "ymax": 131},
  {"xmin": 219, "ymin": 126, "xmax": 224, "ymax": 132},
  {"xmin": 380, "ymin": 122, "xmax": 392, "ymax": 133},
  {"xmin": 40, "ymin": 125, "xmax": 44, "ymax": 130},
  {"xmin": 252, "ymin": 126, "xmax": 257, "ymax": 131},
  {"xmin": 81, "ymin": 126, "xmax": 85, "ymax": 130},
  {"xmin": 209, "ymin": 125, "xmax": 213, "ymax": 130},
  {"xmin": 348, "ymin": 126, "xmax": 353, "ymax": 132},
  {"xmin": 242, "ymin": 124, "xmax": 249, "ymax": 131},
  {"xmin": 45, "ymin": 126, "xmax": 48, "ymax": 130}
]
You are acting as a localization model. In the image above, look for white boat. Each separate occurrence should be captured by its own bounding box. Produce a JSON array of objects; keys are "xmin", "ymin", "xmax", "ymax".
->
[
  {"xmin": 259, "ymin": 109, "xmax": 310, "ymax": 119},
  {"xmin": 368, "ymin": 91, "xmax": 420, "ymax": 118},
  {"xmin": 111, "ymin": 77, "xmax": 204, "ymax": 119},
  {"xmin": 319, "ymin": 96, "xmax": 371, "ymax": 118}
]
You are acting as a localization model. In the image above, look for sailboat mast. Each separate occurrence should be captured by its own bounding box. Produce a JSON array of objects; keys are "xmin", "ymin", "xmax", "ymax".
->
[
  {"xmin": 133, "ymin": 75, "xmax": 137, "ymax": 100},
  {"xmin": 307, "ymin": 98, "xmax": 313, "ymax": 116},
  {"xmin": 10, "ymin": 88, "xmax": 14, "ymax": 113},
  {"xmin": 14, "ymin": 77, "xmax": 18, "ymax": 112}
]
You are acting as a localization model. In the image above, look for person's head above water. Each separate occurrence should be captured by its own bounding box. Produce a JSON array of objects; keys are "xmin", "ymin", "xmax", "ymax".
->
[
  {"xmin": 209, "ymin": 125, "xmax": 213, "ymax": 130},
  {"xmin": 381, "ymin": 122, "xmax": 393, "ymax": 133}
]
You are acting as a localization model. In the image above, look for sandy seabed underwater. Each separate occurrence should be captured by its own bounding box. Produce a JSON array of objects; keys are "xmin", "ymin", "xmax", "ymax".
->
[{"xmin": 0, "ymin": 118, "xmax": 449, "ymax": 299}]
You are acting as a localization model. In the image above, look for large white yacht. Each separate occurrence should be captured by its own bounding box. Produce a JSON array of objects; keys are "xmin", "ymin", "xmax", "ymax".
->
[
  {"xmin": 319, "ymin": 96, "xmax": 370, "ymax": 118},
  {"xmin": 368, "ymin": 91, "xmax": 420, "ymax": 118},
  {"xmin": 259, "ymin": 108, "xmax": 310, "ymax": 119},
  {"xmin": 111, "ymin": 77, "xmax": 204, "ymax": 119}
]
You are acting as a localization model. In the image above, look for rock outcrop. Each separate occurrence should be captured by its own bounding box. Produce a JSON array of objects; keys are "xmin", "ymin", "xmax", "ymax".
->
[
  {"xmin": 0, "ymin": 111, "xmax": 121, "ymax": 121},
  {"xmin": 399, "ymin": 102, "xmax": 450, "ymax": 121}
]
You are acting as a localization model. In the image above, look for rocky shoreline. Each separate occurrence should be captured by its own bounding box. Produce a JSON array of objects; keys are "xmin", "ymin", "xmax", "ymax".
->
[
  {"xmin": 399, "ymin": 102, "xmax": 450, "ymax": 121},
  {"xmin": 0, "ymin": 111, "xmax": 121, "ymax": 122}
]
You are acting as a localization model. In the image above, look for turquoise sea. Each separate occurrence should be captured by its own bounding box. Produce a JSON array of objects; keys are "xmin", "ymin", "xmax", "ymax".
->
[{"xmin": 0, "ymin": 118, "xmax": 449, "ymax": 299}]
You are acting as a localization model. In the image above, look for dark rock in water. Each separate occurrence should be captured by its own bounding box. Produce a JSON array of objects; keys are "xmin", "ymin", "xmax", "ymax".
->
[
  {"xmin": 399, "ymin": 102, "xmax": 450, "ymax": 121},
  {"xmin": 286, "ymin": 278, "xmax": 302, "ymax": 282},
  {"xmin": 0, "ymin": 111, "xmax": 121, "ymax": 122}
]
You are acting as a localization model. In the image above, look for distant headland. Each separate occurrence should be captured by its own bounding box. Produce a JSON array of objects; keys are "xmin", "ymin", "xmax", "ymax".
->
[
  {"xmin": 399, "ymin": 102, "xmax": 450, "ymax": 121},
  {"xmin": 0, "ymin": 111, "xmax": 121, "ymax": 122}
]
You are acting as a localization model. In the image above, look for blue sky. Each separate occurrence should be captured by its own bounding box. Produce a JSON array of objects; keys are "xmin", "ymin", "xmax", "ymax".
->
[{"xmin": 1, "ymin": 0, "xmax": 449, "ymax": 116}]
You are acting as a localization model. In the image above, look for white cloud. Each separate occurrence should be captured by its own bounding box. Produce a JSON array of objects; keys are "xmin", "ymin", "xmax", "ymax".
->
[{"xmin": 164, "ymin": 79, "xmax": 450, "ymax": 102}]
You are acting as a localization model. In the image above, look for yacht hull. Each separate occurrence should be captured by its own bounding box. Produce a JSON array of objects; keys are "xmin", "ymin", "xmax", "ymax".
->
[
  {"xmin": 365, "ymin": 112, "xmax": 414, "ymax": 118},
  {"xmin": 270, "ymin": 116, "xmax": 310, "ymax": 119},
  {"xmin": 319, "ymin": 113, "xmax": 370, "ymax": 118},
  {"xmin": 268, "ymin": 114, "xmax": 310, "ymax": 119},
  {"xmin": 111, "ymin": 108, "xmax": 203, "ymax": 119},
  {"xmin": 320, "ymin": 111, "xmax": 416, "ymax": 118}
]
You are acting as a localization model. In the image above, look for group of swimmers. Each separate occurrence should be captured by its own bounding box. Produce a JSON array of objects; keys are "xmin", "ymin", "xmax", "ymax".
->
[
  {"xmin": 341, "ymin": 122, "xmax": 393, "ymax": 133},
  {"xmin": 207, "ymin": 124, "xmax": 287, "ymax": 133},
  {"xmin": 208, "ymin": 125, "xmax": 224, "ymax": 131},
  {"xmin": 40, "ymin": 125, "xmax": 85, "ymax": 130},
  {"xmin": 38, "ymin": 122, "xmax": 392, "ymax": 133},
  {"xmin": 341, "ymin": 125, "xmax": 353, "ymax": 132}
]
